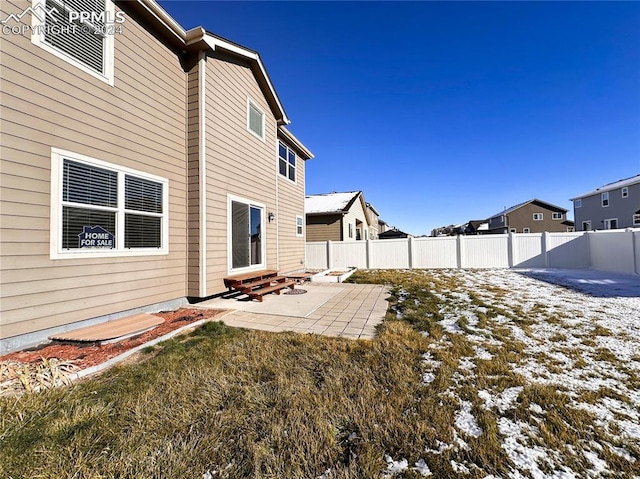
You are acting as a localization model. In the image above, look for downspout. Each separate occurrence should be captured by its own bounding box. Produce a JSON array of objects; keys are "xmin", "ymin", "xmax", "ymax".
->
[
  {"xmin": 275, "ymin": 124, "xmax": 279, "ymax": 271},
  {"xmin": 198, "ymin": 51, "xmax": 207, "ymax": 297}
]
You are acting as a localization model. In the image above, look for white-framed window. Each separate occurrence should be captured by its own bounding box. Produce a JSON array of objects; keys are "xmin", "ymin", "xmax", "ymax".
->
[
  {"xmin": 533, "ymin": 213, "xmax": 543, "ymax": 221},
  {"xmin": 574, "ymin": 199, "xmax": 582, "ymax": 208},
  {"xmin": 567, "ymin": 226, "xmax": 575, "ymax": 232},
  {"xmin": 523, "ymin": 228, "xmax": 530, "ymax": 233},
  {"xmin": 622, "ymin": 187, "xmax": 629, "ymax": 198},
  {"xmin": 499, "ymin": 215, "xmax": 505, "ymax": 223},
  {"xmin": 348, "ymin": 223, "xmax": 353, "ymax": 239},
  {"xmin": 247, "ymin": 99, "xmax": 265, "ymax": 141},
  {"xmin": 228, "ymin": 195, "xmax": 266, "ymax": 272},
  {"xmin": 50, "ymin": 148, "xmax": 168, "ymax": 259},
  {"xmin": 582, "ymin": 221, "xmax": 592, "ymax": 231},
  {"xmin": 510, "ymin": 228, "xmax": 517, "ymax": 233},
  {"xmin": 634, "ymin": 213, "xmax": 640, "ymax": 226},
  {"xmin": 31, "ymin": 0, "xmax": 116, "ymax": 86},
  {"xmin": 601, "ymin": 192, "xmax": 609, "ymax": 207},
  {"xmin": 603, "ymin": 218, "xmax": 618, "ymax": 230},
  {"xmin": 296, "ymin": 215, "xmax": 304, "ymax": 237},
  {"xmin": 552, "ymin": 212, "xmax": 563, "ymax": 220},
  {"xmin": 278, "ymin": 141, "xmax": 296, "ymax": 182}
]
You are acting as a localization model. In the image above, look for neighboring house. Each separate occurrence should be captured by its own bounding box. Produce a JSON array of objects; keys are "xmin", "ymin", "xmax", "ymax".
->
[
  {"xmin": 466, "ymin": 220, "xmax": 489, "ymax": 235},
  {"xmin": 378, "ymin": 219, "xmax": 390, "ymax": 234},
  {"xmin": 0, "ymin": 0, "xmax": 312, "ymax": 352},
  {"xmin": 305, "ymin": 191, "xmax": 370, "ymax": 242},
  {"xmin": 431, "ymin": 220, "xmax": 488, "ymax": 237},
  {"xmin": 378, "ymin": 228, "xmax": 411, "ymax": 239},
  {"xmin": 365, "ymin": 203, "xmax": 380, "ymax": 239},
  {"xmin": 487, "ymin": 199, "xmax": 573, "ymax": 234},
  {"xmin": 570, "ymin": 175, "xmax": 640, "ymax": 231}
]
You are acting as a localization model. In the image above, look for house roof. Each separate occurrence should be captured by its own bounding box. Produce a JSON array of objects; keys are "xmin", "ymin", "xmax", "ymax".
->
[
  {"xmin": 489, "ymin": 199, "xmax": 568, "ymax": 219},
  {"xmin": 278, "ymin": 126, "xmax": 314, "ymax": 160},
  {"xmin": 570, "ymin": 174, "xmax": 640, "ymax": 200},
  {"xmin": 366, "ymin": 203, "xmax": 380, "ymax": 216},
  {"xmin": 128, "ymin": 2, "xmax": 291, "ymax": 127},
  {"xmin": 305, "ymin": 191, "xmax": 362, "ymax": 215}
]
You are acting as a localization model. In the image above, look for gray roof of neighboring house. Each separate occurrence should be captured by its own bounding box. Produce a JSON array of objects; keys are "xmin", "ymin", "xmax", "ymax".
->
[
  {"xmin": 570, "ymin": 174, "xmax": 640, "ymax": 200},
  {"xmin": 489, "ymin": 199, "xmax": 568, "ymax": 219},
  {"xmin": 305, "ymin": 191, "xmax": 361, "ymax": 214}
]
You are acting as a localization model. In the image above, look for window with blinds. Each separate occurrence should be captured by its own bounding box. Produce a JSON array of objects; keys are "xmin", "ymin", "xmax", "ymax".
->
[
  {"xmin": 43, "ymin": 0, "xmax": 107, "ymax": 75},
  {"xmin": 59, "ymin": 156, "xmax": 166, "ymax": 253},
  {"xmin": 247, "ymin": 100, "xmax": 265, "ymax": 140}
]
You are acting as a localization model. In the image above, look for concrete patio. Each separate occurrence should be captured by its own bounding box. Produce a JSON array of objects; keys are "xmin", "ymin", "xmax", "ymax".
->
[{"xmin": 195, "ymin": 282, "xmax": 390, "ymax": 339}]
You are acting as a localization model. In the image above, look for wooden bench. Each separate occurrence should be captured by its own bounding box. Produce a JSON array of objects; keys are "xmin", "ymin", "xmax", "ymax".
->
[{"xmin": 223, "ymin": 269, "xmax": 294, "ymax": 301}]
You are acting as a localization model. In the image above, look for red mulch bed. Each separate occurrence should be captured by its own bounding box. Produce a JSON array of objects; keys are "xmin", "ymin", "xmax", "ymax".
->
[{"xmin": 0, "ymin": 308, "xmax": 228, "ymax": 370}]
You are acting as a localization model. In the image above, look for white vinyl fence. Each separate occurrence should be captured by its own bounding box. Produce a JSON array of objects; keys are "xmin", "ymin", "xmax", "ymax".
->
[{"xmin": 306, "ymin": 229, "xmax": 640, "ymax": 275}]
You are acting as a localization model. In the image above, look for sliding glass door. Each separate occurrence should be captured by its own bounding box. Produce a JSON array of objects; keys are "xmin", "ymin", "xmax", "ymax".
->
[{"xmin": 230, "ymin": 199, "xmax": 264, "ymax": 270}]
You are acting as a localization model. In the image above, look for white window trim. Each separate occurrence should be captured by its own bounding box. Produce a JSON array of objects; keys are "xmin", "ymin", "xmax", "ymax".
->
[
  {"xmin": 622, "ymin": 187, "xmax": 629, "ymax": 198},
  {"xmin": 601, "ymin": 192, "xmax": 609, "ymax": 207},
  {"xmin": 633, "ymin": 214, "xmax": 640, "ymax": 226},
  {"xmin": 31, "ymin": 0, "xmax": 115, "ymax": 86},
  {"xmin": 296, "ymin": 215, "xmax": 304, "ymax": 237},
  {"xmin": 574, "ymin": 199, "xmax": 582, "ymax": 208},
  {"xmin": 226, "ymin": 194, "xmax": 267, "ymax": 274},
  {"xmin": 246, "ymin": 98, "xmax": 266, "ymax": 141},
  {"xmin": 50, "ymin": 148, "xmax": 169, "ymax": 259},
  {"xmin": 552, "ymin": 212, "xmax": 563, "ymax": 220},
  {"xmin": 278, "ymin": 141, "xmax": 296, "ymax": 184},
  {"xmin": 533, "ymin": 213, "xmax": 543, "ymax": 221},
  {"xmin": 582, "ymin": 220, "xmax": 592, "ymax": 231},
  {"xmin": 603, "ymin": 218, "xmax": 618, "ymax": 230},
  {"xmin": 523, "ymin": 228, "xmax": 530, "ymax": 233}
]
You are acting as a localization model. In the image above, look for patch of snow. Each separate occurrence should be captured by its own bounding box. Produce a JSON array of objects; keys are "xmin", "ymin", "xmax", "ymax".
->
[
  {"xmin": 383, "ymin": 455, "xmax": 408, "ymax": 476},
  {"xmin": 451, "ymin": 460, "xmax": 470, "ymax": 474},
  {"xmin": 413, "ymin": 459, "xmax": 432, "ymax": 476},
  {"xmin": 455, "ymin": 400, "xmax": 483, "ymax": 438}
]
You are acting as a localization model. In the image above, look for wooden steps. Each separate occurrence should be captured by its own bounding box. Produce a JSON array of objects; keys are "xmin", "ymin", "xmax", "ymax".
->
[
  {"xmin": 223, "ymin": 270, "xmax": 295, "ymax": 302},
  {"xmin": 247, "ymin": 281, "xmax": 296, "ymax": 302}
]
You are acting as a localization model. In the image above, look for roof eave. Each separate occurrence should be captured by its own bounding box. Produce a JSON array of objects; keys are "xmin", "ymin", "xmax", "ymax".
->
[{"xmin": 278, "ymin": 126, "xmax": 314, "ymax": 160}]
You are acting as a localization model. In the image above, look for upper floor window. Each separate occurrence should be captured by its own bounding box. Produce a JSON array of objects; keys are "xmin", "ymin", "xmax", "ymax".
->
[
  {"xmin": 31, "ymin": 0, "xmax": 116, "ymax": 85},
  {"xmin": 552, "ymin": 212, "xmax": 563, "ymax": 220},
  {"xmin": 574, "ymin": 199, "xmax": 582, "ymax": 208},
  {"xmin": 247, "ymin": 99, "xmax": 265, "ymax": 140},
  {"xmin": 622, "ymin": 187, "xmax": 629, "ymax": 198},
  {"xmin": 601, "ymin": 192, "xmax": 609, "ymax": 207},
  {"xmin": 533, "ymin": 213, "xmax": 543, "ymax": 221},
  {"xmin": 51, "ymin": 148, "xmax": 168, "ymax": 258},
  {"xmin": 278, "ymin": 142, "xmax": 296, "ymax": 182},
  {"xmin": 296, "ymin": 215, "xmax": 304, "ymax": 237}
]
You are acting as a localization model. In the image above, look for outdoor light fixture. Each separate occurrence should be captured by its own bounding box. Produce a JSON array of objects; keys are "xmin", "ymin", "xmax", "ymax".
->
[{"xmin": 268, "ymin": 212, "xmax": 275, "ymax": 222}]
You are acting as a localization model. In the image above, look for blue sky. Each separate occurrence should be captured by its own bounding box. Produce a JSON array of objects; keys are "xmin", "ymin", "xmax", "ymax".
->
[{"xmin": 158, "ymin": 1, "xmax": 640, "ymax": 236}]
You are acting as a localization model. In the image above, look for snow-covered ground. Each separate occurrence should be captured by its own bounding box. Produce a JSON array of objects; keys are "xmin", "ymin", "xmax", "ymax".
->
[{"xmin": 386, "ymin": 268, "xmax": 640, "ymax": 478}]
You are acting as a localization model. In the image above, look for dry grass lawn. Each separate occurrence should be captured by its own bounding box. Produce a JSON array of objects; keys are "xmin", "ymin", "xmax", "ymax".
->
[{"xmin": 1, "ymin": 269, "xmax": 638, "ymax": 478}]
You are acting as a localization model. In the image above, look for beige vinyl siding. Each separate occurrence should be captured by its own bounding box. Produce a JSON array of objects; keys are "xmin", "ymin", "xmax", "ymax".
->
[
  {"xmin": 0, "ymin": 1, "xmax": 188, "ymax": 338},
  {"xmin": 342, "ymin": 196, "xmax": 368, "ymax": 241},
  {"xmin": 306, "ymin": 215, "xmax": 342, "ymax": 242},
  {"xmin": 203, "ymin": 51, "xmax": 278, "ymax": 295},
  {"xmin": 277, "ymin": 144, "xmax": 306, "ymax": 272}
]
